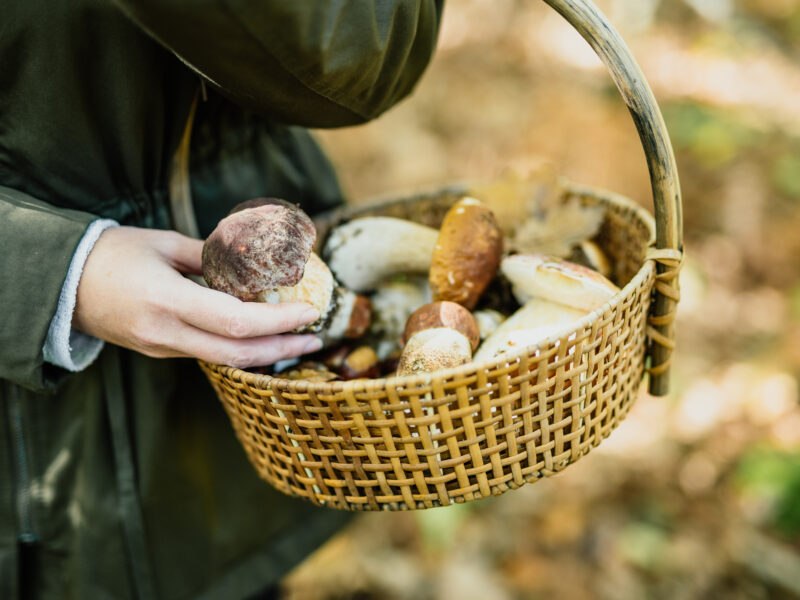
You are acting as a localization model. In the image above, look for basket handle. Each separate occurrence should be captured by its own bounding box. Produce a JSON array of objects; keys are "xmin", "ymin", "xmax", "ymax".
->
[{"xmin": 543, "ymin": 0, "xmax": 683, "ymax": 396}]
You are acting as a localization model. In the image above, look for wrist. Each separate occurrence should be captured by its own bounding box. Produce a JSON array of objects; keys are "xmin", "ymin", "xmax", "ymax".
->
[{"xmin": 44, "ymin": 219, "xmax": 119, "ymax": 371}]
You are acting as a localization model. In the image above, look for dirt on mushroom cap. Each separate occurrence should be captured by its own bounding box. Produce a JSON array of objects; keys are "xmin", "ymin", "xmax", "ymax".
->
[{"xmin": 202, "ymin": 203, "xmax": 317, "ymax": 301}]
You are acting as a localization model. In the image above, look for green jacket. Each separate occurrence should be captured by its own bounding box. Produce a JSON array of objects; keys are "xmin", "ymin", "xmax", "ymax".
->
[{"xmin": 0, "ymin": 1, "xmax": 442, "ymax": 598}]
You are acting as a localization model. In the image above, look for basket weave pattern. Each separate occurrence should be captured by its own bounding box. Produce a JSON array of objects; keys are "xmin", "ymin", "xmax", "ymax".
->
[{"xmin": 200, "ymin": 187, "xmax": 658, "ymax": 510}]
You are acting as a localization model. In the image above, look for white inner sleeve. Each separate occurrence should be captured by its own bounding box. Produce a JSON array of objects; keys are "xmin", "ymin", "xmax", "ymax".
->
[{"xmin": 43, "ymin": 219, "xmax": 119, "ymax": 372}]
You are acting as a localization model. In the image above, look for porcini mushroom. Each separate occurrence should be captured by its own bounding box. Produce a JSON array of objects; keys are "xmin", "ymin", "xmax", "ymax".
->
[
  {"xmin": 202, "ymin": 200, "xmax": 316, "ymax": 301},
  {"xmin": 429, "ymin": 197, "xmax": 503, "ymax": 310},
  {"xmin": 202, "ymin": 199, "xmax": 371, "ymax": 344},
  {"xmin": 403, "ymin": 301, "xmax": 480, "ymax": 352},
  {"xmin": 323, "ymin": 217, "xmax": 440, "ymax": 292},
  {"xmin": 500, "ymin": 254, "xmax": 619, "ymax": 311},
  {"xmin": 396, "ymin": 301, "xmax": 478, "ymax": 376},
  {"xmin": 473, "ymin": 299, "xmax": 586, "ymax": 362}
]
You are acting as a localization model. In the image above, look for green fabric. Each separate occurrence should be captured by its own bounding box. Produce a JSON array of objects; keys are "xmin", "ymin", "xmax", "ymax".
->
[
  {"xmin": 0, "ymin": 189, "xmax": 96, "ymax": 389},
  {"xmin": 0, "ymin": 0, "xmax": 443, "ymax": 597},
  {"xmin": 113, "ymin": 0, "xmax": 444, "ymax": 126}
]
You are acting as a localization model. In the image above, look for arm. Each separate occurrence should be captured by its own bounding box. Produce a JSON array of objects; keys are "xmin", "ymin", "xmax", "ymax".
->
[
  {"xmin": 0, "ymin": 187, "xmax": 324, "ymax": 392},
  {"xmin": 112, "ymin": 0, "xmax": 444, "ymax": 127}
]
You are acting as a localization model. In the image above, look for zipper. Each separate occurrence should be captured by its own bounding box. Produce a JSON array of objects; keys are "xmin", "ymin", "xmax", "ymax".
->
[{"xmin": 7, "ymin": 385, "xmax": 37, "ymax": 543}]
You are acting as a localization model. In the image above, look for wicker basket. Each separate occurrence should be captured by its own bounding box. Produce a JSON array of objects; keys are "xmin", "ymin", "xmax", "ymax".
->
[{"xmin": 199, "ymin": 0, "xmax": 683, "ymax": 511}]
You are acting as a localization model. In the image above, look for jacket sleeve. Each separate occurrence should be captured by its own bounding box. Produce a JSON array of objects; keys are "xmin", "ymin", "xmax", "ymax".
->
[
  {"xmin": 0, "ymin": 186, "xmax": 99, "ymax": 391},
  {"xmin": 111, "ymin": 0, "xmax": 444, "ymax": 128}
]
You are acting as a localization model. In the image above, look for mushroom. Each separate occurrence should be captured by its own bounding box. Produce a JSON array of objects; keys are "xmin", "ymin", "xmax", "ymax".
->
[
  {"xmin": 255, "ymin": 252, "xmax": 333, "ymax": 327},
  {"xmin": 202, "ymin": 199, "xmax": 316, "ymax": 301},
  {"xmin": 323, "ymin": 217, "xmax": 440, "ymax": 292},
  {"xmin": 473, "ymin": 299, "xmax": 586, "ymax": 362},
  {"xmin": 570, "ymin": 240, "xmax": 612, "ymax": 279},
  {"xmin": 500, "ymin": 254, "xmax": 619, "ymax": 311},
  {"xmin": 283, "ymin": 362, "xmax": 340, "ymax": 383},
  {"xmin": 396, "ymin": 302, "xmax": 478, "ymax": 376},
  {"xmin": 429, "ymin": 197, "xmax": 503, "ymax": 310},
  {"xmin": 202, "ymin": 198, "xmax": 371, "ymax": 343},
  {"xmin": 339, "ymin": 346, "xmax": 381, "ymax": 380},
  {"xmin": 472, "ymin": 309, "xmax": 507, "ymax": 340},
  {"xmin": 402, "ymin": 301, "xmax": 480, "ymax": 352},
  {"xmin": 369, "ymin": 276, "xmax": 432, "ymax": 354}
]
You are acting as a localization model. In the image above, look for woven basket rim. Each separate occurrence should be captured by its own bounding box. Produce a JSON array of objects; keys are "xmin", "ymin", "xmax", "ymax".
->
[{"xmin": 199, "ymin": 180, "xmax": 657, "ymax": 394}]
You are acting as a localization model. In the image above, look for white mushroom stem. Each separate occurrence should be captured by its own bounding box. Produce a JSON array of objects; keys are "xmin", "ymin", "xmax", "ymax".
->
[
  {"xmin": 501, "ymin": 254, "xmax": 619, "ymax": 311},
  {"xmin": 257, "ymin": 253, "xmax": 369, "ymax": 344},
  {"xmin": 370, "ymin": 277, "xmax": 432, "ymax": 357},
  {"xmin": 323, "ymin": 217, "xmax": 439, "ymax": 292},
  {"xmin": 257, "ymin": 253, "xmax": 334, "ymax": 329},
  {"xmin": 473, "ymin": 309, "xmax": 506, "ymax": 340},
  {"xmin": 474, "ymin": 299, "xmax": 586, "ymax": 362}
]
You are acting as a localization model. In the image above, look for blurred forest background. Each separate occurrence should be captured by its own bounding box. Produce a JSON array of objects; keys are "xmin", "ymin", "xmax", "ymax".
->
[{"xmin": 283, "ymin": 1, "xmax": 800, "ymax": 598}]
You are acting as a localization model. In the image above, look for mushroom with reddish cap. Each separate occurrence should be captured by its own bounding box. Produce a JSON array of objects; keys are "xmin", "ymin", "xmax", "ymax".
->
[
  {"xmin": 403, "ymin": 301, "xmax": 480, "ymax": 352},
  {"xmin": 202, "ymin": 198, "xmax": 371, "ymax": 344},
  {"xmin": 396, "ymin": 301, "xmax": 478, "ymax": 376}
]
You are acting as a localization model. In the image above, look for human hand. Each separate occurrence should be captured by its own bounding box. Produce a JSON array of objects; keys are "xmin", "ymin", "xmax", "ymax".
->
[{"xmin": 73, "ymin": 226, "xmax": 323, "ymax": 368}]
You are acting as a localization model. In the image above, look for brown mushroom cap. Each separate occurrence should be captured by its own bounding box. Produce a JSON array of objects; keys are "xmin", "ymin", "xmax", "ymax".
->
[
  {"xmin": 402, "ymin": 301, "xmax": 480, "ymax": 352},
  {"xmin": 429, "ymin": 197, "xmax": 503, "ymax": 310},
  {"xmin": 345, "ymin": 295, "xmax": 373, "ymax": 339},
  {"xmin": 202, "ymin": 202, "xmax": 316, "ymax": 301}
]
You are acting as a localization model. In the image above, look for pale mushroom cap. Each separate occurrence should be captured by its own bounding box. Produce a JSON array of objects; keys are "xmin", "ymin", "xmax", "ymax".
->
[
  {"xmin": 323, "ymin": 217, "xmax": 439, "ymax": 292},
  {"xmin": 501, "ymin": 254, "xmax": 619, "ymax": 311},
  {"xmin": 202, "ymin": 203, "xmax": 316, "ymax": 301},
  {"xmin": 397, "ymin": 328, "xmax": 473, "ymax": 376}
]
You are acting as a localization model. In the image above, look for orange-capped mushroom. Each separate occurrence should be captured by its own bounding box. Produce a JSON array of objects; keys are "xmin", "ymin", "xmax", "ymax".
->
[{"xmin": 429, "ymin": 197, "xmax": 503, "ymax": 309}]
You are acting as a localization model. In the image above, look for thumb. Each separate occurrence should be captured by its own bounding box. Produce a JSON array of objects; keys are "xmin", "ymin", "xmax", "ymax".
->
[{"xmin": 159, "ymin": 231, "xmax": 205, "ymax": 275}]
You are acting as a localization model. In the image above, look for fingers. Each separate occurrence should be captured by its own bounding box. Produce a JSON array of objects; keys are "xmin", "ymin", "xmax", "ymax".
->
[
  {"xmin": 173, "ymin": 327, "xmax": 322, "ymax": 368},
  {"xmin": 170, "ymin": 279, "xmax": 320, "ymax": 338}
]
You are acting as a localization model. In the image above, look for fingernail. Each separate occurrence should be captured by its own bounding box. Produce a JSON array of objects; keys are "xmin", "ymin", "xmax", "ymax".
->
[
  {"xmin": 301, "ymin": 308, "xmax": 320, "ymax": 324},
  {"xmin": 303, "ymin": 337, "xmax": 323, "ymax": 354}
]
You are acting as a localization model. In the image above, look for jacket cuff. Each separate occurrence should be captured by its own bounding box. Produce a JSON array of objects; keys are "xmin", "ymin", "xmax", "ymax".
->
[
  {"xmin": 0, "ymin": 186, "xmax": 100, "ymax": 391},
  {"xmin": 43, "ymin": 219, "xmax": 119, "ymax": 372}
]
